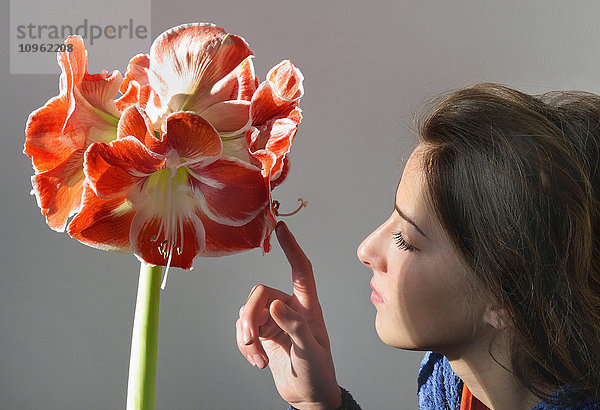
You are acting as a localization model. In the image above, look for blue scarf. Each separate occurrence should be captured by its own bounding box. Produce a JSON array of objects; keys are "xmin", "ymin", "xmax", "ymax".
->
[{"xmin": 417, "ymin": 351, "xmax": 600, "ymax": 409}]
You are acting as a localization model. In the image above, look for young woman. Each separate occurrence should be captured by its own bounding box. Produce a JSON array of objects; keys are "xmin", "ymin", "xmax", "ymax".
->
[{"xmin": 235, "ymin": 83, "xmax": 600, "ymax": 409}]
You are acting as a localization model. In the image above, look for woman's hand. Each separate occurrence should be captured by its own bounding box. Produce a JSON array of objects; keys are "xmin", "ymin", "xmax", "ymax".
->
[{"xmin": 236, "ymin": 221, "xmax": 342, "ymax": 409}]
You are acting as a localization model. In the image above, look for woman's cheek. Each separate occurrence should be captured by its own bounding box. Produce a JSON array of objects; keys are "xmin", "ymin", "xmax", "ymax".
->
[{"xmin": 382, "ymin": 258, "xmax": 434, "ymax": 349}]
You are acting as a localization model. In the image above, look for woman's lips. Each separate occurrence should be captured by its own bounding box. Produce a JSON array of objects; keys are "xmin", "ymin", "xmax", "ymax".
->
[{"xmin": 370, "ymin": 280, "xmax": 384, "ymax": 304}]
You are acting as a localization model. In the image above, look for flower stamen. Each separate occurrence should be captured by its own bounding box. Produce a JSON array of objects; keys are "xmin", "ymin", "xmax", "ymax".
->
[
  {"xmin": 146, "ymin": 165, "xmax": 191, "ymax": 290},
  {"xmin": 273, "ymin": 198, "xmax": 308, "ymax": 217}
]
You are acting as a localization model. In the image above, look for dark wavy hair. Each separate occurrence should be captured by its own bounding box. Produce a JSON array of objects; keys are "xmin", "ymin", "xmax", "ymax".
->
[{"xmin": 417, "ymin": 83, "xmax": 600, "ymax": 403}]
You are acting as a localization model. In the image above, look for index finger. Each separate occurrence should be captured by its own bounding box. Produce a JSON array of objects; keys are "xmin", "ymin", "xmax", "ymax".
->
[{"xmin": 275, "ymin": 221, "xmax": 319, "ymax": 308}]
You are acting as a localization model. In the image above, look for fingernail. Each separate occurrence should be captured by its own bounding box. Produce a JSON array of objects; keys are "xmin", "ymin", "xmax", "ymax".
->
[
  {"xmin": 243, "ymin": 325, "xmax": 252, "ymax": 345},
  {"xmin": 253, "ymin": 354, "xmax": 266, "ymax": 369},
  {"xmin": 246, "ymin": 353, "xmax": 256, "ymax": 366}
]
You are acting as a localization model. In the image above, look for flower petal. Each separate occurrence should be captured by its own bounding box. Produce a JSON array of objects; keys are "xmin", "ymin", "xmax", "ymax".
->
[
  {"xmin": 197, "ymin": 209, "xmax": 270, "ymax": 256},
  {"xmin": 267, "ymin": 60, "xmax": 304, "ymax": 102},
  {"xmin": 164, "ymin": 111, "xmax": 222, "ymax": 159},
  {"xmin": 148, "ymin": 23, "xmax": 252, "ymax": 114},
  {"xmin": 24, "ymin": 94, "xmax": 77, "ymax": 173},
  {"xmin": 115, "ymin": 54, "xmax": 164, "ymax": 116},
  {"xmin": 117, "ymin": 105, "xmax": 165, "ymax": 153},
  {"xmin": 188, "ymin": 156, "xmax": 268, "ymax": 226},
  {"xmin": 115, "ymin": 80, "xmax": 142, "ymax": 111},
  {"xmin": 208, "ymin": 56, "xmax": 258, "ymax": 104},
  {"xmin": 244, "ymin": 145, "xmax": 276, "ymax": 179},
  {"xmin": 80, "ymin": 70, "xmax": 122, "ymax": 119},
  {"xmin": 129, "ymin": 199, "xmax": 205, "ymax": 270},
  {"xmin": 222, "ymin": 135, "xmax": 253, "ymax": 164},
  {"xmin": 250, "ymin": 60, "xmax": 303, "ymax": 126},
  {"xmin": 270, "ymin": 156, "xmax": 290, "ymax": 188},
  {"xmin": 199, "ymin": 100, "xmax": 251, "ymax": 134},
  {"xmin": 247, "ymin": 106, "xmax": 301, "ymax": 179},
  {"xmin": 85, "ymin": 136, "xmax": 164, "ymax": 199},
  {"xmin": 231, "ymin": 57, "xmax": 258, "ymax": 101},
  {"xmin": 58, "ymin": 36, "xmax": 87, "ymax": 90},
  {"xmin": 119, "ymin": 54, "xmax": 150, "ymax": 95},
  {"xmin": 31, "ymin": 149, "xmax": 85, "ymax": 232},
  {"xmin": 67, "ymin": 183, "xmax": 134, "ymax": 252},
  {"xmin": 25, "ymin": 35, "xmax": 121, "ymax": 174},
  {"xmin": 117, "ymin": 105, "xmax": 154, "ymax": 141}
]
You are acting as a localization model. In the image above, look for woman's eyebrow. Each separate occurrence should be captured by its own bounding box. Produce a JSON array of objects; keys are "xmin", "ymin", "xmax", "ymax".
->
[{"xmin": 394, "ymin": 204, "xmax": 429, "ymax": 239}]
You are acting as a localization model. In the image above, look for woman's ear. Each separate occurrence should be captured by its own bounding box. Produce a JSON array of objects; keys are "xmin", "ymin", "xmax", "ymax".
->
[{"xmin": 483, "ymin": 303, "xmax": 510, "ymax": 330}]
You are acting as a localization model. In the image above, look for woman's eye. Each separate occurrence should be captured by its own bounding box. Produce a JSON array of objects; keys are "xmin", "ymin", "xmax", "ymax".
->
[{"xmin": 392, "ymin": 231, "xmax": 416, "ymax": 252}]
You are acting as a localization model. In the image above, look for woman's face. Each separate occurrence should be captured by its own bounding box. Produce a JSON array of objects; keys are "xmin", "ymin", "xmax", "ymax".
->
[{"xmin": 357, "ymin": 145, "xmax": 491, "ymax": 355}]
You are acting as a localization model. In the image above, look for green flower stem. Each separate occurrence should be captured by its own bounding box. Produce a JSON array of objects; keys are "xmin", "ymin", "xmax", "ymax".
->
[{"xmin": 127, "ymin": 262, "xmax": 162, "ymax": 410}]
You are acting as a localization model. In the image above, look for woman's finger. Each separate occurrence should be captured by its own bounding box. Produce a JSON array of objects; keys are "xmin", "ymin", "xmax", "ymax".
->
[
  {"xmin": 240, "ymin": 284, "xmax": 290, "ymax": 346},
  {"xmin": 269, "ymin": 299, "xmax": 316, "ymax": 352},
  {"xmin": 275, "ymin": 222, "xmax": 319, "ymax": 309},
  {"xmin": 236, "ymin": 318, "xmax": 268, "ymax": 369}
]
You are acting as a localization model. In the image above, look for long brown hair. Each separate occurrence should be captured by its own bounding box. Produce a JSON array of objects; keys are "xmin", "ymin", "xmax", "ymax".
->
[{"xmin": 418, "ymin": 83, "xmax": 600, "ymax": 403}]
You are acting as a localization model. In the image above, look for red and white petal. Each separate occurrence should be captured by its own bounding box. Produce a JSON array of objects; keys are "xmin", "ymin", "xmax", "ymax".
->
[
  {"xmin": 119, "ymin": 54, "xmax": 151, "ymax": 95},
  {"xmin": 31, "ymin": 149, "xmax": 85, "ymax": 232},
  {"xmin": 222, "ymin": 135, "xmax": 253, "ymax": 164},
  {"xmin": 115, "ymin": 80, "xmax": 142, "ymax": 111},
  {"xmin": 85, "ymin": 137, "xmax": 164, "ymax": 199},
  {"xmin": 244, "ymin": 142, "xmax": 276, "ymax": 179},
  {"xmin": 164, "ymin": 112, "xmax": 222, "ymax": 159},
  {"xmin": 67, "ymin": 183, "xmax": 134, "ymax": 252},
  {"xmin": 250, "ymin": 81, "xmax": 284, "ymax": 127},
  {"xmin": 267, "ymin": 60, "xmax": 304, "ymax": 102},
  {"xmin": 207, "ymin": 56, "xmax": 257, "ymax": 105},
  {"xmin": 57, "ymin": 36, "xmax": 87, "ymax": 93},
  {"xmin": 247, "ymin": 106, "xmax": 300, "ymax": 179},
  {"xmin": 24, "ymin": 94, "xmax": 78, "ymax": 173},
  {"xmin": 117, "ymin": 105, "xmax": 154, "ymax": 140},
  {"xmin": 264, "ymin": 117, "xmax": 300, "ymax": 179},
  {"xmin": 148, "ymin": 23, "xmax": 252, "ymax": 114},
  {"xmin": 79, "ymin": 70, "xmax": 123, "ymax": 119},
  {"xmin": 188, "ymin": 156, "xmax": 268, "ymax": 226},
  {"xmin": 250, "ymin": 61, "xmax": 303, "ymax": 126},
  {"xmin": 26, "ymin": 37, "xmax": 120, "ymax": 172},
  {"xmin": 129, "ymin": 200, "xmax": 206, "ymax": 270},
  {"xmin": 25, "ymin": 36, "xmax": 99, "ymax": 172},
  {"xmin": 67, "ymin": 99, "xmax": 119, "ymax": 146},
  {"xmin": 264, "ymin": 109, "xmax": 301, "ymax": 156},
  {"xmin": 271, "ymin": 156, "xmax": 290, "ymax": 188},
  {"xmin": 199, "ymin": 100, "xmax": 251, "ymax": 134},
  {"xmin": 197, "ymin": 209, "xmax": 270, "ymax": 256},
  {"xmin": 234, "ymin": 57, "xmax": 259, "ymax": 101},
  {"xmin": 142, "ymin": 88, "xmax": 165, "ymax": 126},
  {"xmin": 117, "ymin": 105, "xmax": 165, "ymax": 153},
  {"xmin": 115, "ymin": 55, "xmax": 162, "ymax": 113}
]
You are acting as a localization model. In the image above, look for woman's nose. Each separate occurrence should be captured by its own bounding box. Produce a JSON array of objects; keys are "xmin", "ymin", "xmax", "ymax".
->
[{"xmin": 357, "ymin": 223, "xmax": 387, "ymax": 272}]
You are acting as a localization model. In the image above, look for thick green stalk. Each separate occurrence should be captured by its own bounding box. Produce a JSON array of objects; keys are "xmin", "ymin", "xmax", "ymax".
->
[{"xmin": 127, "ymin": 263, "xmax": 162, "ymax": 410}]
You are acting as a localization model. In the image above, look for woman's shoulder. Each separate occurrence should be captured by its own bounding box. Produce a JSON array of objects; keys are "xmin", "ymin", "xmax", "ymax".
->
[{"xmin": 417, "ymin": 351, "xmax": 463, "ymax": 410}]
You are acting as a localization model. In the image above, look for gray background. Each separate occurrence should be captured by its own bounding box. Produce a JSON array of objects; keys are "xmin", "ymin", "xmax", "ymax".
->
[{"xmin": 2, "ymin": 1, "xmax": 600, "ymax": 409}]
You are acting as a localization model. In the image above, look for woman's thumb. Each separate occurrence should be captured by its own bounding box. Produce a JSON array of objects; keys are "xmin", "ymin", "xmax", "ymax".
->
[{"xmin": 270, "ymin": 300, "xmax": 314, "ymax": 350}]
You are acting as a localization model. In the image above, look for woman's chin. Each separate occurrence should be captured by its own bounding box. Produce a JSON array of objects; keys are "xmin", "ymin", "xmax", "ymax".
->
[{"xmin": 375, "ymin": 313, "xmax": 424, "ymax": 350}]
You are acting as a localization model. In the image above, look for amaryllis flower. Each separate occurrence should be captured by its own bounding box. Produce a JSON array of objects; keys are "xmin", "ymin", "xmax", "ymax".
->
[
  {"xmin": 25, "ymin": 22, "xmax": 304, "ymax": 272},
  {"xmin": 24, "ymin": 36, "xmax": 123, "ymax": 231},
  {"xmin": 69, "ymin": 108, "xmax": 268, "ymax": 271}
]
